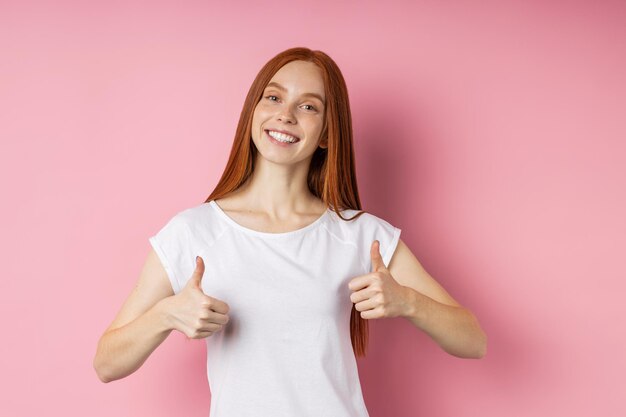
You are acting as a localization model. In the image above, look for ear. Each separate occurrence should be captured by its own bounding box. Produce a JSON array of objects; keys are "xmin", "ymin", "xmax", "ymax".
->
[{"xmin": 318, "ymin": 121, "xmax": 328, "ymax": 149}]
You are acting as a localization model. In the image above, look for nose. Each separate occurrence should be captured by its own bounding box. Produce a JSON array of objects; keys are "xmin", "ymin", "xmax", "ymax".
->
[{"xmin": 276, "ymin": 107, "xmax": 296, "ymax": 124}]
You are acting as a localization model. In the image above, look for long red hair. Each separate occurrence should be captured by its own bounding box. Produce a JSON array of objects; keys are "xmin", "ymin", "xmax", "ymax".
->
[{"xmin": 203, "ymin": 46, "xmax": 370, "ymax": 357}]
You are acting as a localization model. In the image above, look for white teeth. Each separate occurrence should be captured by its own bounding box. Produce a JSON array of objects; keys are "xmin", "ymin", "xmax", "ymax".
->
[{"xmin": 268, "ymin": 130, "xmax": 298, "ymax": 143}]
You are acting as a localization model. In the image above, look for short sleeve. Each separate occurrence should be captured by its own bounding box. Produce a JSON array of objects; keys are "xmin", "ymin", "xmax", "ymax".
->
[
  {"xmin": 360, "ymin": 213, "xmax": 402, "ymax": 271},
  {"xmin": 148, "ymin": 212, "xmax": 192, "ymax": 295}
]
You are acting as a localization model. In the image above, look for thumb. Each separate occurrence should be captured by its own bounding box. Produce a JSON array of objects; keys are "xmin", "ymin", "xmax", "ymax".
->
[
  {"xmin": 370, "ymin": 240, "xmax": 386, "ymax": 272},
  {"xmin": 187, "ymin": 255, "xmax": 206, "ymax": 291}
]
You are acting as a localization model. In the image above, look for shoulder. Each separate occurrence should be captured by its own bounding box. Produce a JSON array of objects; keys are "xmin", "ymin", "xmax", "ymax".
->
[
  {"xmin": 157, "ymin": 203, "xmax": 207, "ymax": 230},
  {"xmin": 154, "ymin": 202, "xmax": 225, "ymax": 244},
  {"xmin": 328, "ymin": 207, "xmax": 396, "ymax": 227},
  {"xmin": 325, "ymin": 208, "xmax": 400, "ymax": 239},
  {"xmin": 173, "ymin": 202, "xmax": 211, "ymax": 224},
  {"xmin": 325, "ymin": 208, "xmax": 401, "ymax": 269},
  {"xmin": 324, "ymin": 208, "xmax": 362, "ymax": 236}
]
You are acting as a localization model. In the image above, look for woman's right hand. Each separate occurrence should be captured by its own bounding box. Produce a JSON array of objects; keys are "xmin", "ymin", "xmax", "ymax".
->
[{"xmin": 165, "ymin": 256, "xmax": 230, "ymax": 339}]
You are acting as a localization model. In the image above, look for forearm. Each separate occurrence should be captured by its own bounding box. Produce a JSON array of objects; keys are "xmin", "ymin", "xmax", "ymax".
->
[
  {"xmin": 401, "ymin": 287, "xmax": 487, "ymax": 359},
  {"xmin": 94, "ymin": 297, "xmax": 174, "ymax": 383}
]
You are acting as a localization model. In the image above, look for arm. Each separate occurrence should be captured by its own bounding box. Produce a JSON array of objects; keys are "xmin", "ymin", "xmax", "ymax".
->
[
  {"xmin": 388, "ymin": 239, "xmax": 487, "ymax": 359},
  {"xmin": 401, "ymin": 286, "xmax": 486, "ymax": 358},
  {"xmin": 93, "ymin": 248, "xmax": 176, "ymax": 383}
]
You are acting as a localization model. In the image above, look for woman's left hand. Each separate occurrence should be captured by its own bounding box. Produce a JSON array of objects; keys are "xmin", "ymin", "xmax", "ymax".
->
[{"xmin": 348, "ymin": 240, "xmax": 412, "ymax": 319}]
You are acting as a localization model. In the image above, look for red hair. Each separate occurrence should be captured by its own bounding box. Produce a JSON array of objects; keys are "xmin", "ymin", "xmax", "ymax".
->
[{"xmin": 204, "ymin": 46, "xmax": 370, "ymax": 357}]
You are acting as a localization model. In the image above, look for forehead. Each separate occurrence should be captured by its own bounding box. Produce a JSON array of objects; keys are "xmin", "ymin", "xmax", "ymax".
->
[{"xmin": 266, "ymin": 60, "xmax": 325, "ymax": 98}]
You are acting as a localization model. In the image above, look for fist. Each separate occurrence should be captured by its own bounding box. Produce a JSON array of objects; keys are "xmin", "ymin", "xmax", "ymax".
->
[
  {"xmin": 348, "ymin": 240, "xmax": 408, "ymax": 319},
  {"xmin": 168, "ymin": 256, "xmax": 230, "ymax": 339}
]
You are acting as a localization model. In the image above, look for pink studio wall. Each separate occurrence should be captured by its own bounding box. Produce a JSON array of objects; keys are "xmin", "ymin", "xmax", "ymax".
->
[{"xmin": 1, "ymin": 1, "xmax": 624, "ymax": 416}]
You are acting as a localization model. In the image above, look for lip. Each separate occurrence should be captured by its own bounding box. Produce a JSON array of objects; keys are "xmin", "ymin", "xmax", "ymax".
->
[
  {"xmin": 265, "ymin": 130, "xmax": 300, "ymax": 147},
  {"xmin": 264, "ymin": 128, "xmax": 301, "ymax": 140}
]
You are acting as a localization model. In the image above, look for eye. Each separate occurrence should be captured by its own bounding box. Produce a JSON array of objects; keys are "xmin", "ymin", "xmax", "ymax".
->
[
  {"xmin": 265, "ymin": 95, "xmax": 279, "ymax": 101},
  {"xmin": 302, "ymin": 104, "xmax": 317, "ymax": 111}
]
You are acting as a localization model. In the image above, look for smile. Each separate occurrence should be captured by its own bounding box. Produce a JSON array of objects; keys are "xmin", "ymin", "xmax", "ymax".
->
[{"xmin": 265, "ymin": 129, "xmax": 300, "ymax": 144}]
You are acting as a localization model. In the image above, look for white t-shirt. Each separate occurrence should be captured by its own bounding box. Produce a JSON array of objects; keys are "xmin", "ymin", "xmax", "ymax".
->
[{"xmin": 149, "ymin": 200, "xmax": 401, "ymax": 417}]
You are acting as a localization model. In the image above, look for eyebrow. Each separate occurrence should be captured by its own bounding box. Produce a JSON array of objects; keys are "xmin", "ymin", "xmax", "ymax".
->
[{"xmin": 265, "ymin": 82, "xmax": 326, "ymax": 105}]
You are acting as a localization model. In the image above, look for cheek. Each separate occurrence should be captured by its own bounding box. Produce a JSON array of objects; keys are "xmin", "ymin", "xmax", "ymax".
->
[
  {"xmin": 253, "ymin": 106, "xmax": 272, "ymax": 126},
  {"xmin": 306, "ymin": 118, "xmax": 324, "ymax": 136},
  {"xmin": 251, "ymin": 107, "xmax": 265, "ymax": 130}
]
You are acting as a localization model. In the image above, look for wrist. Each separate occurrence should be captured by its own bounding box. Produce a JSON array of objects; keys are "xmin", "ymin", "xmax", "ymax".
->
[
  {"xmin": 400, "ymin": 286, "xmax": 417, "ymax": 319},
  {"xmin": 401, "ymin": 286, "xmax": 426, "ymax": 324},
  {"xmin": 154, "ymin": 296, "xmax": 176, "ymax": 333}
]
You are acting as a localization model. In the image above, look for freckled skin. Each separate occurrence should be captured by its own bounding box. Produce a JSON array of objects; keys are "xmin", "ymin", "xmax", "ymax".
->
[{"xmin": 250, "ymin": 60, "xmax": 327, "ymax": 167}]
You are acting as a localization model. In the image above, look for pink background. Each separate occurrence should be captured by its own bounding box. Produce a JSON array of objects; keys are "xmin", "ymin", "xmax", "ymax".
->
[{"xmin": 1, "ymin": 1, "xmax": 624, "ymax": 416}]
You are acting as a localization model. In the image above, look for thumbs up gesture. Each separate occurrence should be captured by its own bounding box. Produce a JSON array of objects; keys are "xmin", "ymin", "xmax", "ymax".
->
[
  {"xmin": 348, "ymin": 240, "xmax": 409, "ymax": 319},
  {"xmin": 167, "ymin": 256, "xmax": 230, "ymax": 339}
]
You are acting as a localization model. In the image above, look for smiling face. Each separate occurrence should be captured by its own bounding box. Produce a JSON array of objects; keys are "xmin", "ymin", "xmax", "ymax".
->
[{"xmin": 250, "ymin": 60, "xmax": 327, "ymax": 166}]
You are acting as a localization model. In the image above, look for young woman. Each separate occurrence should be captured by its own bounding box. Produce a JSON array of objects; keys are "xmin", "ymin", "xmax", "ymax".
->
[{"xmin": 94, "ymin": 47, "xmax": 487, "ymax": 416}]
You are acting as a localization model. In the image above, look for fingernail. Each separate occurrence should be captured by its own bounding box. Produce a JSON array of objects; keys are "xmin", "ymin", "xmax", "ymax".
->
[{"xmin": 196, "ymin": 256, "xmax": 199, "ymax": 262}]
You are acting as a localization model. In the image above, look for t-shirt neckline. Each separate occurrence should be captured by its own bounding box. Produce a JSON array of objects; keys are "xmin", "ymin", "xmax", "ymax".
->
[{"xmin": 208, "ymin": 199, "xmax": 331, "ymax": 238}]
